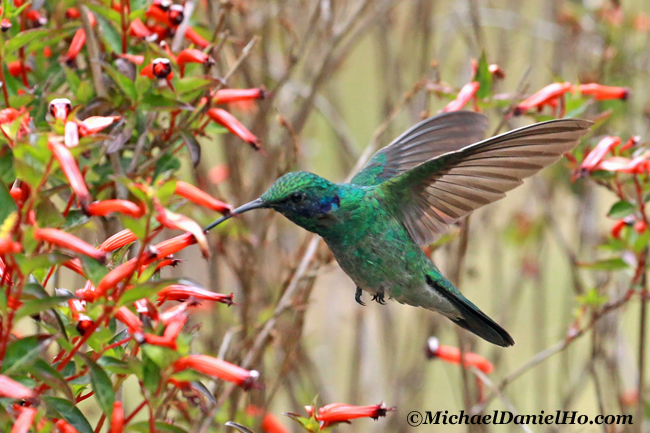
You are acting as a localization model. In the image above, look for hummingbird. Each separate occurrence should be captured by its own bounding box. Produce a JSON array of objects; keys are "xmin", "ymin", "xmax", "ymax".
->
[{"xmin": 205, "ymin": 111, "xmax": 591, "ymax": 347}]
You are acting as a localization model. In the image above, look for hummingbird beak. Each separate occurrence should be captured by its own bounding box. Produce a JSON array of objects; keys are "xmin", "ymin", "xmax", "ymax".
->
[{"xmin": 203, "ymin": 198, "xmax": 267, "ymax": 233}]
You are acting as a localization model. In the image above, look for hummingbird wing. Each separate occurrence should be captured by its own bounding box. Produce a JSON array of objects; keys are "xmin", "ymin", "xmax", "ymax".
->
[
  {"xmin": 350, "ymin": 111, "xmax": 489, "ymax": 186},
  {"xmin": 381, "ymin": 118, "xmax": 592, "ymax": 245}
]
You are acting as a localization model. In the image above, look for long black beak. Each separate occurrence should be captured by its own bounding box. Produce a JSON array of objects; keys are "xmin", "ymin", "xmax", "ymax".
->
[{"xmin": 203, "ymin": 198, "xmax": 266, "ymax": 233}]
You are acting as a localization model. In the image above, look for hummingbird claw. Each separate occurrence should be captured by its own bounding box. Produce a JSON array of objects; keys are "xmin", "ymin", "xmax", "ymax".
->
[
  {"xmin": 372, "ymin": 291, "xmax": 386, "ymax": 305},
  {"xmin": 355, "ymin": 287, "xmax": 366, "ymax": 306}
]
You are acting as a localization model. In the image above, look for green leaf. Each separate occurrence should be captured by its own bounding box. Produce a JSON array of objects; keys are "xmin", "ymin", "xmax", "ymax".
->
[
  {"xmin": 94, "ymin": 14, "xmax": 122, "ymax": 54},
  {"xmin": 104, "ymin": 63, "xmax": 137, "ymax": 101},
  {"xmin": 3, "ymin": 335, "xmax": 56, "ymax": 374},
  {"xmin": 80, "ymin": 256, "xmax": 110, "ymax": 287},
  {"xmin": 16, "ymin": 296, "xmax": 73, "ymax": 320},
  {"xmin": 31, "ymin": 359, "xmax": 74, "ymax": 401},
  {"xmin": 35, "ymin": 198, "xmax": 65, "ymax": 228},
  {"xmin": 44, "ymin": 396, "xmax": 93, "ymax": 433},
  {"xmin": 14, "ymin": 253, "xmax": 70, "ymax": 276},
  {"xmin": 474, "ymin": 52, "xmax": 492, "ymax": 99},
  {"xmin": 128, "ymin": 422, "xmax": 188, "ymax": 433},
  {"xmin": 154, "ymin": 153, "xmax": 181, "ymax": 180},
  {"xmin": 141, "ymin": 344, "xmax": 179, "ymax": 369},
  {"xmin": 5, "ymin": 28, "xmax": 50, "ymax": 52},
  {"xmin": 0, "ymin": 181, "xmax": 17, "ymax": 226},
  {"xmin": 79, "ymin": 354, "xmax": 115, "ymax": 418},
  {"xmin": 140, "ymin": 93, "xmax": 186, "ymax": 110},
  {"xmin": 579, "ymin": 258, "xmax": 629, "ymax": 271},
  {"xmin": 64, "ymin": 209, "xmax": 91, "ymax": 230},
  {"xmin": 97, "ymin": 356, "xmax": 133, "ymax": 375},
  {"xmin": 76, "ymin": 81, "xmax": 95, "ymax": 104},
  {"xmin": 175, "ymin": 77, "xmax": 213, "ymax": 94},
  {"xmin": 85, "ymin": 2, "xmax": 122, "ymax": 25},
  {"xmin": 180, "ymin": 131, "xmax": 201, "ymax": 167},
  {"xmin": 576, "ymin": 288, "xmax": 608, "ymax": 307},
  {"xmin": 0, "ymin": 150, "xmax": 15, "ymax": 183},
  {"xmin": 142, "ymin": 353, "xmax": 161, "ymax": 394},
  {"xmin": 608, "ymin": 200, "xmax": 636, "ymax": 219}
]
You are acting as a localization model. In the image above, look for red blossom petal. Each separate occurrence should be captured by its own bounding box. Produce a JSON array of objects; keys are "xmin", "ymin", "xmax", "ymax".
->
[
  {"xmin": 114, "ymin": 306, "xmax": 143, "ymax": 334},
  {"xmin": 578, "ymin": 83, "xmax": 629, "ymax": 101},
  {"xmin": 173, "ymin": 354, "xmax": 262, "ymax": 389},
  {"xmin": 441, "ymin": 81, "xmax": 480, "ymax": 113},
  {"xmin": 155, "ymin": 202, "xmax": 210, "ymax": 258},
  {"xmin": 158, "ymin": 285, "xmax": 234, "ymax": 305},
  {"xmin": 213, "ymin": 88, "xmax": 265, "ymax": 105},
  {"xmin": 34, "ymin": 228, "xmax": 106, "ymax": 262},
  {"xmin": 118, "ymin": 53, "xmax": 145, "ymax": 65},
  {"xmin": 174, "ymin": 181, "xmax": 232, "ymax": 213},
  {"xmin": 0, "ymin": 375, "xmax": 35, "ymax": 400},
  {"xmin": 65, "ymin": 28, "xmax": 86, "ymax": 63},
  {"xmin": 12, "ymin": 407, "xmax": 37, "ymax": 433},
  {"xmin": 109, "ymin": 401, "xmax": 124, "ymax": 433},
  {"xmin": 129, "ymin": 18, "xmax": 152, "ymax": 38},
  {"xmin": 87, "ymin": 200, "xmax": 144, "ymax": 219},
  {"xmin": 514, "ymin": 82, "xmax": 572, "ymax": 114},
  {"xmin": 98, "ymin": 229, "xmax": 137, "ymax": 252},
  {"xmin": 185, "ymin": 26, "xmax": 209, "ymax": 48},
  {"xmin": 580, "ymin": 136, "xmax": 621, "ymax": 171},
  {"xmin": 207, "ymin": 108, "xmax": 260, "ymax": 149},
  {"xmin": 47, "ymin": 140, "xmax": 92, "ymax": 207},
  {"xmin": 79, "ymin": 116, "xmax": 121, "ymax": 136},
  {"xmin": 426, "ymin": 337, "xmax": 494, "ymax": 374},
  {"xmin": 0, "ymin": 237, "xmax": 22, "ymax": 254}
]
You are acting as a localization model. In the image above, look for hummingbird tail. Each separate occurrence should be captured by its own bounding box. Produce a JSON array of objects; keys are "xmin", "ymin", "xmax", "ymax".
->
[{"xmin": 425, "ymin": 275, "xmax": 515, "ymax": 347}]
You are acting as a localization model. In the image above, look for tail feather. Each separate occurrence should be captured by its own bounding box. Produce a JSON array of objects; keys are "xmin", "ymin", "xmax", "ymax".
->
[{"xmin": 425, "ymin": 275, "xmax": 514, "ymax": 347}]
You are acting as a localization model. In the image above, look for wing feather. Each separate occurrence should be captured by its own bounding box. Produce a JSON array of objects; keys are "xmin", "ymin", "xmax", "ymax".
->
[
  {"xmin": 382, "ymin": 118, "xmax": 592, "ymax": 244},
  {"xmin": 350, "ymin": 111, "xmax": 489, "ymax": 186}
]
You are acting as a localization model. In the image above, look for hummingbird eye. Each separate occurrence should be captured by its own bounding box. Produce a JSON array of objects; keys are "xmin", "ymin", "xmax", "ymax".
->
[{"xmin": 289, "ymin": 192, "xmax": 304, "ymax": 203}]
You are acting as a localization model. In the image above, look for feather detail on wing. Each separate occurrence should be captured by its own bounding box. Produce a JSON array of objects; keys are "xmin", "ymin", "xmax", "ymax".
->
[
  {"xmin": 382, "ymin": 118, "xmax": 593, "ymax": 245},
  {"xmin": 351, "ymin": 111, "xmax": 489, "ymax": 186}
]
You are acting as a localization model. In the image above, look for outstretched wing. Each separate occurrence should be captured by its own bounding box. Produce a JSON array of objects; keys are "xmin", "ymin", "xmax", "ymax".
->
[
  {"xmin": 350, "ymin": 111, "xmax": 489, "ymax": 186},
  {"xmin": 381, "ymin": 119, "xmax": 592, "ymax": 245}
]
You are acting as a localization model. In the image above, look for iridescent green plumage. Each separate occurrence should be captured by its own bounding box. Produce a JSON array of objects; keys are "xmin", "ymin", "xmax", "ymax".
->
[{"xmin": 207, "ymin": 111, "xmax": 592, "ymax": 347}]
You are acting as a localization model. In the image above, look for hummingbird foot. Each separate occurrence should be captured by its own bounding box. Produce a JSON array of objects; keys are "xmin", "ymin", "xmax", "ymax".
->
[
  {"xmin": 371, "ymin": 291, "xmax": 386, "ymax": 305},
  {"xmin": 355, "ymin": 287, "xmax": 366, "ymax": 306}
]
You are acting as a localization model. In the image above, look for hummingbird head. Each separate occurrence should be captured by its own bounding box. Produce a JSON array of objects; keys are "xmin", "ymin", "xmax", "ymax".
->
[{"xmin": 204, "ymin": 171, "xmax": 342, "ymax": 235}]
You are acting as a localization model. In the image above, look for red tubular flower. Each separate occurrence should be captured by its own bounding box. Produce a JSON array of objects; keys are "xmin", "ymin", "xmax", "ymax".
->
[
  {"xmin": 185, "ymin": 27, "xmax": 209, "ymax": 48},
  {"xmin": 147, "ymin": 24, "xmax": 170, "ymax": 41},
  {"xmin": 514, "ymin": 82, "xmax": 572, "ymax": 115},
  {"xmin": 580, "ymin": 136, "xmax": 621, "ymax": 172},
  {"xmin": 155, "ymin": 202, "xmax": 210, "ymax": 258},
  {"xmin": 145, "ymin": 3, "xmax": 172, "ymax": 26},
  {"xmin": 167, "ymin": 4, "xmax": 184, "ymax": 25},
  {"xmin": 149, "ymin": 233, "xmax": 196, "ymax": 261},
  {"xmin": 43, "ymin": 46, "xmax": 52, "ymax": 58},
  {"xmin": 78, "ymin": 116, "xmax": 121, "ymax": 136},
  {"xmin": 634, "ymin": 220, "xmax": 648, "ymax": 234},
  {"xmin": 6, "ymin": 60, "xmax": 31, "ymax": 78},
  {"xmin": 176, "ymin": 48, "xmax": 213, "ymax": 76},
  {"xmin": 34, "ymin": 228, "xmax": 106, "ymax": 262},
  {"xmin": 173, "ymin": 354, "xmax": 262, "ymax": 390},
  {"xmin": 12, "ymin": 407, "xmax": 37, "ymax": 433},
  {"xmin": 159, "ymin": 302, "xmax": 189, "ymax": 324},
  {"xmin": 426, "ymin": 337, "xmax": 494, "ymax": 374},
  {"xmin": 0, "ymin": 237, "xmax": 22, "ymax": 254},
  {"xmin": 308, "ymin": 402, "xmax": 395, "ymax": 428},
  {"xmin": 174, "ymin": 181, "xmax": 232, "ymax": 213},
  {"xmin": 26, "ymin": 9, "xmax": 47, "ymax": 26},
  {"xmin": 63, "ymin": 258, "xmax": 85, "ymax": 276},
  {"xmin": 143, "ymin": 314, "xmax": 186, "ymax": 349},
  {"xmin": 158, "ymin": 285, "xmax": 234, "ymax": 305},
  {"xmin": 596, "ymin": 156, "xmax": 649, "ymax": 174},
  {"xmin": 152, "ymin": 257, "xmax": 182, "ymax": 272},
  {"xmin": 118, "ymin": 53, "xmax": 145, "ymax": 65},
  {"xmin": 49, "ymin": 98, "xmax": 72, "ymax": 123},
  {"xmin": 1, "ymin": 18, "xmax": 11, "ymax": 32},
  {"xmin": 213, "ymin": 88, "xmax": 265, "ymax": 105},
  {"xmin": 578, "ymin": 83, "xmax": 629, "ymax": 101},
  {"xmin": 87, "ymin": 200, "xmax": 144, "ymax": 219},
  {"xmin": 87, "ymin": 259, "xmax": 139, "ymax": 300},
  {"xmin": 207, "ymin": 108, "xmax": 260, "ymax": 150},
  {"xmin": 441, "ymin": 81, "xmax": 480, "ymax": 113},
  {"xmin": 48, "ymin": 140, "xmax": 92, "ymax": 207},
  {"xmin": 69, "ymin": 298, "xmax": 94, "ymax": 335},
  {"xmin": 129, "ymin": 18, "xmax": 152, "ymax": 38},
  {"xmin": 65, "ymin": 8, "xmax": 81, "ymax": 19},
  {"xmin": 109, "ymin": 401, "xmax": 124, "ymax": 433},
  {"xmin": 65, "ymin": 28, "xmax": 86, "ymax": 63},
  {"xmin": 141, "ymin": 58, "xmax": 174, "ymax": 80},
  {"xmin": 99, "ymin": 229, "xmax": 137, "ymax": 252},
  {"xmin": 114, "ymin": 306, "xmax": 143, "ymax": 334},
  {"xmin": 611, "ymin": 219, "xmax": 628, "ymax": 239},
  {"xmin": 55, "ymin": 419, "xmax": 78, "ymax": 433},
  {"xmin": 0, "ymin": 374, "xmax": 35, "ymax": 399}
]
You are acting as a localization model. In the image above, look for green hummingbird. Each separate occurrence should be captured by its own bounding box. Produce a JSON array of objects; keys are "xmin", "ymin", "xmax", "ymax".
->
[{"xmin": 206, "ymin": 111, "xmax": 591, "ymax": 347}]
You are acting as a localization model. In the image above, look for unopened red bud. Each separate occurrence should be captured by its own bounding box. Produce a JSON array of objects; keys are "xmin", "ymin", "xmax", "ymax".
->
[
  {"xmin": 173, "ymin": 354, "xmax": 262, "ymax": 390},
  {"xmin": 158, "ymin": 285, "xmax": 234, "ymax": 305},
  {"xmin": 207, "ymin": 108, "xmax": 260, "ymax": 150},
  {"xmin": 1, "ymin": 18, "xmax": 11, "ymax": 32},
  {"xmin": 578, "ymin": 83, "xmax": 629, "ymax": 101}
]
